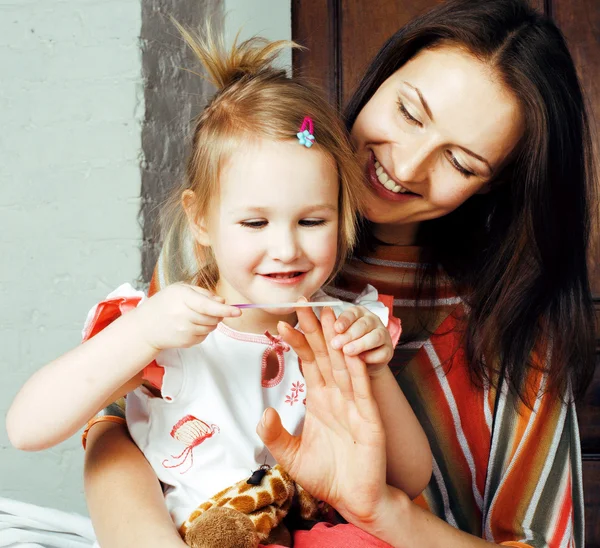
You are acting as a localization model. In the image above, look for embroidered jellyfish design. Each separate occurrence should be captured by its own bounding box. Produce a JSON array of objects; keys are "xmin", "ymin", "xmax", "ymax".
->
[{"xmin": 162, "ymin": 414, "xmax": 219, "ymax": 474}]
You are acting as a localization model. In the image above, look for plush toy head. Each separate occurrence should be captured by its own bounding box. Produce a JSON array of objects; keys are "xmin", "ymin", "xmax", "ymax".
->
[{"xmin": 180, "ymin": 465, "xmax": 322, "ymax": 548}]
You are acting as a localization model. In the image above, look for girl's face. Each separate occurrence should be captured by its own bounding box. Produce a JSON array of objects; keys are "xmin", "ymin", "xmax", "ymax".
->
[
  {"xmin": 351, "ymin": 45, "xmax": 524, "ymax": 244},
  {"xmin": 196, "ymin": 139, "xmax": 339, "ymax": 313}
]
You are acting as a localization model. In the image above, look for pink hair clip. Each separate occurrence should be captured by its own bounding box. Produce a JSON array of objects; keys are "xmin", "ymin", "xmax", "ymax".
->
[{"xmin": 296, "ymin": 117, "xmax": 315, "ymax": 148}]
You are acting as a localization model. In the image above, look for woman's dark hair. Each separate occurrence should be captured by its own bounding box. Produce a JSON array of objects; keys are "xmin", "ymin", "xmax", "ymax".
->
[{"xmin": 346, "ymin": 0, "xmax": 598, "ymax": 402}]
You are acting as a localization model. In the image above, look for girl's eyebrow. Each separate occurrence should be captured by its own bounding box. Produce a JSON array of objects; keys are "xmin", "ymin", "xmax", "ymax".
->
[
  {"xmin": 403, "ymin": 80, "xmax": 493, "ymax": 174},
  {"xmin": 230, "ymin": 204, "xmax": 338, "ymax": 215}
]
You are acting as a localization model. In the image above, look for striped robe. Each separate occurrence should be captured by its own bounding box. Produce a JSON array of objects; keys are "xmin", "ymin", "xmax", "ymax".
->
[{"xmin": 328, "ymin": 245, "xmax": 584, "ymax": 548}]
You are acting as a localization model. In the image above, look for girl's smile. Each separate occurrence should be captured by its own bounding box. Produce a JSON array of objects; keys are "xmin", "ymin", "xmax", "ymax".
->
[{"xmin": 258, "ymin": 271, "xmax": 308, "ymax": 285}]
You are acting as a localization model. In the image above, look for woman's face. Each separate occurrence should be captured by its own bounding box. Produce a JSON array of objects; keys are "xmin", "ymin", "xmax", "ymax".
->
[{"xmin": 351, "ymin": 45, "xmax": 524, "ymax": 244}]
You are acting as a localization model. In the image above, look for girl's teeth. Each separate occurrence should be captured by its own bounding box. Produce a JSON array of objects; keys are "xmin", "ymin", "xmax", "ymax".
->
[{"xmin": 376, "ymin": 166, "xmax": 383, "ymax": 176}]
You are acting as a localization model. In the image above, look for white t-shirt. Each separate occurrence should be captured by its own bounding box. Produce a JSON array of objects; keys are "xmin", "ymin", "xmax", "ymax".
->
[{"xmin": 85, "ymin": 284, "xmax": 389, "ymax": 529}]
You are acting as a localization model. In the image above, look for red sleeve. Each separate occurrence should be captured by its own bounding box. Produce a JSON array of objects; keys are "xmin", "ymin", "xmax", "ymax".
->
[
  {"xmin": 377, "ymin": 293, "xmax": 402, "ymax": 347},
  {"xmin": 81, "ymin": 294, "xmax": 143, "ymax": 342}
]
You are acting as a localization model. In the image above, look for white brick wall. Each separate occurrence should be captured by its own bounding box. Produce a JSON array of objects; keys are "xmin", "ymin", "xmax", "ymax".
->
[{"xmin": 0, "ymin": 0, "xmax": 142, "ymax": 513}]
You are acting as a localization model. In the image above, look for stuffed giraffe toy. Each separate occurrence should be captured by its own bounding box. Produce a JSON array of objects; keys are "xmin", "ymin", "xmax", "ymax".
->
[{"xmin": 179, "ymin": 464, "xmax": 328, "ymax": 548}]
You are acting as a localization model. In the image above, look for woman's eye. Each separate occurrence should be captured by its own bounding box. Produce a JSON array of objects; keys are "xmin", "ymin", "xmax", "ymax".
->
[
  {"xmin": 445, "ymin": 151, "xmax": 475, "ymax": 178},
  {"xmin": 299, "ymin": 219, "xmax": 327, "ymax": 227},
  {"xmin": 240, "ymin": 220, "xmax": 267, "ymax": 229},
  {"xmin": 397, "ymin": 99, "xmax": 422, "ymax": 127}
]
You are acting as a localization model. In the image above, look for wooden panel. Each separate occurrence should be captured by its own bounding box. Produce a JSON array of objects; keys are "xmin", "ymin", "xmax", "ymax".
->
[
  {"xmin": 596, "ymin": 301, "xmax": 600, "ymax": 345},
  {"xmin": 578, "ymin": 356, "xmax": 600, "ymax": 455},
  {"xmin": 340, "ymin": 0, "xmax": 444, "ymax": 105},
  {"xmin": 291, "ymin": 0, "xmax": 339, "ymax": 104},
  {"xmin": 551, "ymin": 0, "xmax": 600, "ymax": 298},
  {"xmin": 583, "ymin": 460, "xmax": 600, "ymax": 547},
  {"xmin": 339, "ymin": 0, "xmax": 547, "ymax": 105}
]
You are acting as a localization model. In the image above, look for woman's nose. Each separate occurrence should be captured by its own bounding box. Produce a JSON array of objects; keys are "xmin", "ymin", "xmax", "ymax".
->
[{"xmin": 390, "ymin": 137, "xmax": 433, "ymax": 185}]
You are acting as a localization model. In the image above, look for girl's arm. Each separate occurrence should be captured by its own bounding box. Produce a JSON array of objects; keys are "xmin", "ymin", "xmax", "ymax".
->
[
  {"xmin": 6, "ymin": 283, "xmax": 241, "ymax": 451},
  {"xmin": 6, "ymin": 311, "xmax": 154, "ymax": 451},
  {"xmin": 367, "ymin": 366, "xmax": 432, "ymax": 497},
  {"xmin": 330, "ymin": 306, "xmax": 432, "ymax": 498},
  {"xmin": 84, "ymin": 420, "xmax": 187, "ymax": 548}
]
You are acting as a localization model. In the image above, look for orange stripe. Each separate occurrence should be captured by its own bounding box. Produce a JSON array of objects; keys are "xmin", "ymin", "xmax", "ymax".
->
[
  {"xmin": 81, "ymin": 415, "xmax": 127, "ymax": 449},
  {"xmin": 549, "ymin": 474, "xmax": 573, "ymax": 547},
  {"xmin": 438, "ymin": 339, "xmax": 490, "ymax": 501},
  {"xmin": 491, "ymin": 384, "xmax": 562, "ymax": 539}
]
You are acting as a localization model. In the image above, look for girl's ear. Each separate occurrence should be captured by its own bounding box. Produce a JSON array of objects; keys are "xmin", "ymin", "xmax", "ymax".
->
[{"xmin": 182, "ymin": 190, "xmax": 211, "ymax": 246}]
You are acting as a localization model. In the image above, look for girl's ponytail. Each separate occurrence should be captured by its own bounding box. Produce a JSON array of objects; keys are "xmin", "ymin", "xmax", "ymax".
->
[{"xmin": 171, "ymin": 18, "xmax": 295, "ymax": 91}]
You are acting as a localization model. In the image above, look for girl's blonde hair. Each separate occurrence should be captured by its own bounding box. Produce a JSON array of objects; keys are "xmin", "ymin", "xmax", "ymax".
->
[{"xmin": 159, "ymin": 22, "xmax": 364, "ymax": 290}]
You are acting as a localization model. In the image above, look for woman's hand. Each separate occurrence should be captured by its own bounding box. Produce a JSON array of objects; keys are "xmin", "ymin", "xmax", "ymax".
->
[
  {"xmin": 330, "ymin": 305, "xmax": 394, "ymax": 375},
  {"xmin": 133, "ymin": 283, "xmax": 241, "ymax": 351},
  {"xmin": 256, "ymin": 305, "xmax": 394, "ymax": 525}
]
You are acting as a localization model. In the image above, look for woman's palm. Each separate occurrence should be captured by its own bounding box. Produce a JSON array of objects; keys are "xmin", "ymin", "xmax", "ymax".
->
[{"xmin": 257, "ymin": 308, "xmax": 388, "ymax": 523}]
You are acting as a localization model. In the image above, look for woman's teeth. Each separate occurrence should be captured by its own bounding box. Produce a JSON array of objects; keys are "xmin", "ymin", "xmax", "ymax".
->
[{"xmin": 374, "ymin": 159, "xmax": 409, "ymax": 194}]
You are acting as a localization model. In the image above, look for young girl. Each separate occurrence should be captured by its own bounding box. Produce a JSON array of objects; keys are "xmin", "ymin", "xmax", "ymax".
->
[{"xmin": 7, "ymin": 30, "xmax": 431, "ymax": 545}]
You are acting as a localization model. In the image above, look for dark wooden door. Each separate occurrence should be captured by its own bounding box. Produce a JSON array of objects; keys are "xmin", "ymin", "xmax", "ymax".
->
[{"xmin": 292, "ymin": 0, "xmax": 600, "ymax": 544}]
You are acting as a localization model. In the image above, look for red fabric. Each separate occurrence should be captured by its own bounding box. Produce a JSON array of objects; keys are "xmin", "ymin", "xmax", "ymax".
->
[
  {"xmin": 81, "ymin": 295, "xmax": 142, "ymax": 342},
  {"xmin": 377, "ymin": 293, "xmax": 402, "ymax": 348},
  {"xmin": 260, "ymin": 523, "xmax": 393, "ymax": 548},
  {"xmin": 142, "ymin": 361, "xmax": 165, "ymax": 390}
]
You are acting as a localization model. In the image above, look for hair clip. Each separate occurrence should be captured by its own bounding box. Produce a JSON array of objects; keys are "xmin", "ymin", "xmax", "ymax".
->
[{"xmin": 296, "ymin": 117, "xmax": 315, "ymax": 148}]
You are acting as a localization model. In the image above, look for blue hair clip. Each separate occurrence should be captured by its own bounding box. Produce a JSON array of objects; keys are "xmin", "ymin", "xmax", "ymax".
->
[{"xmin": 296, "ymin": 117, "xmax": 315, "ymax": 148}]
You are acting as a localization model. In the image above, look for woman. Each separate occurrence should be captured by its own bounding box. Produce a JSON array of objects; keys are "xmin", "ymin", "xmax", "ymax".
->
[{"xmin": 83, "ymin": 0, "xmax": 597, "ymax": 546}]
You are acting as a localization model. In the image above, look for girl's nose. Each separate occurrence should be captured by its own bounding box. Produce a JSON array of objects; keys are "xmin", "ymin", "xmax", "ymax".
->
[{"xmin": 270, "ymin": 229, "xmax": 300, "ymax": 263}]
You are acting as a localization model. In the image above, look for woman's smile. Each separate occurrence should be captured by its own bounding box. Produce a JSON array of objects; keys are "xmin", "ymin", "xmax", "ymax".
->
[{"xmin": 367, "ymin": 150, "xmax": 421, "ymax": 202}]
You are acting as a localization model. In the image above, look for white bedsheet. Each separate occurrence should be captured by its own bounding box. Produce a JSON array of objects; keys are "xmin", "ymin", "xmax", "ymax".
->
[{"xmin": 0, "ymin": 498, "xmax": 96, "ymax": 548}]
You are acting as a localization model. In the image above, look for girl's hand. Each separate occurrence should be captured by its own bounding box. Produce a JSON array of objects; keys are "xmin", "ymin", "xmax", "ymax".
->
[
  {"xmin": 133, "ymin": 283, "xmax": 241, "ymax": 351},
  {"xmin": 257, "ymin": 306, "xmax": 392, "ymax": 526},
  {"xmin": 330, "ymin": 306, "xmax": 393, "ymax": 376}
]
